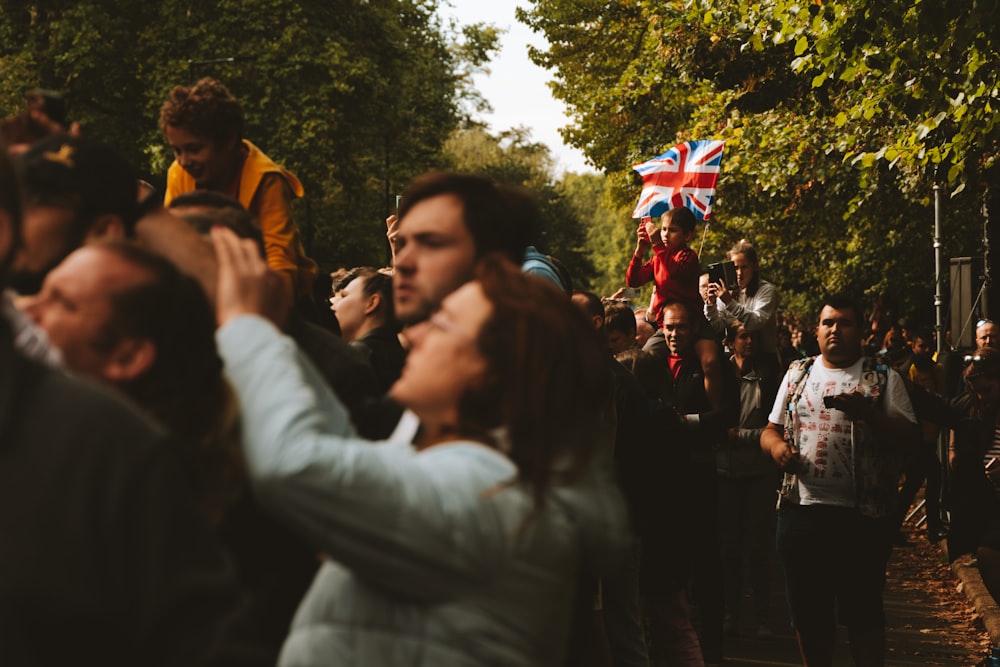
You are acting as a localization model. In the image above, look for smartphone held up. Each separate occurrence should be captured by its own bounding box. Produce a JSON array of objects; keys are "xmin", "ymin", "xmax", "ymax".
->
[{"xmin": 707, "ymin": 260, "xmax": 737, "ymax": 291}]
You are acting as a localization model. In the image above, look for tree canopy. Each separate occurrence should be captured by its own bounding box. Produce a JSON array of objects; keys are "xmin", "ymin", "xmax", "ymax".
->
[
  {"xmin": 0, "ymin": 0, "xmax": 499, "ymax": 270},
  {"xmin": 519, "ymin": 0, "xmax": 998, "ymax": 325}
]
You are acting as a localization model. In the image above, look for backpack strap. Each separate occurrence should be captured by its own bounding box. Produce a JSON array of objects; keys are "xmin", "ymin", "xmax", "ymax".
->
[
  {"xmin": 782, "ymin": 356, "xmax": 816, "ymax": 450},
  {"xmin": 777, "ymin": 356, "xmax": 816, "ymax": 505}
]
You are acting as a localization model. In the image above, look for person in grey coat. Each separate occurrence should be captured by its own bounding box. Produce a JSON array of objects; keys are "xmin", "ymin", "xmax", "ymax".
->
[{"xmin": 212, "ymin": 225, "xmax": 630, "ymax": 667}]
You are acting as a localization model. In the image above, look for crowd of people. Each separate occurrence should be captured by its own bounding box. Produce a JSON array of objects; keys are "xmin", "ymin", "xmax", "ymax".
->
[{"xmin": 1, "ymin": 78, "xmax": 998, "ymax": 667}]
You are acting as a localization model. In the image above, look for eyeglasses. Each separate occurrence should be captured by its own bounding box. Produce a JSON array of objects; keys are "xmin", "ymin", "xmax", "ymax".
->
[{"xmin": 977, "ymin": 319, "xmax": 995, "ymax": 329}]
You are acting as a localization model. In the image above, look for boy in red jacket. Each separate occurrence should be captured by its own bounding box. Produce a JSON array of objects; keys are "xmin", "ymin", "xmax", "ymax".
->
[{"xmin": 627, "ymin": 207, "xmax": 722, "ymax": 408}]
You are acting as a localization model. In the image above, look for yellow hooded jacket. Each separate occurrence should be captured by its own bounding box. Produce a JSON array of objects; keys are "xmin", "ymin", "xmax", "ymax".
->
[{"xmin": 165, "ymin": 139, "xmax": 317, "ymax": 302}]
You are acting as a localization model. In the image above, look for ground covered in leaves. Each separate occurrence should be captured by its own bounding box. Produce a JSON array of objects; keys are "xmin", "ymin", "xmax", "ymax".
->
[{"xmin": 884, "ymin": 523, "xmax": 994, "ymax": 665}]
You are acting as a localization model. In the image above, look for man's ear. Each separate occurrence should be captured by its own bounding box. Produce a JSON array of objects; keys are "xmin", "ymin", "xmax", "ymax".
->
[
  {"xmin": 102, "ymin": 338, "xmax": 156, "ymax": 383},
  {"xmin": 84, "ymin": 214, "xmax": 126, "ymax": 242}
]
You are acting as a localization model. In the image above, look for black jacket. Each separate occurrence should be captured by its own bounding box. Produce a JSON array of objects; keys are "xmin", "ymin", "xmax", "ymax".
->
[{"xmin": 0, "ymin": 320, "xmax": 241, "ymax": 665}]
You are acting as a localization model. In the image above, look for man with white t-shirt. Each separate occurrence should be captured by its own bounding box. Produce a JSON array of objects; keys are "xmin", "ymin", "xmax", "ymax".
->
[{"xmin": 761, "ymin": 294, "xmax": 918, "ymax": 667}]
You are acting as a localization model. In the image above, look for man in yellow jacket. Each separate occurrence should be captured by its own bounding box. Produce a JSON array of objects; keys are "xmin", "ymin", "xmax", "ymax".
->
[{"xmin": 160, "ymin": 77, "xmax": 316, "ymax": 303}]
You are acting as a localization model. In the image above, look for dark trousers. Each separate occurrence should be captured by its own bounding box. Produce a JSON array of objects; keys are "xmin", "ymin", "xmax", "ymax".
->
[
  {"xmin": 776, "ymin": 503, "xmax": 892, "ymax": 632},
  {"xmin": 688, "ymin": 461, "xmax": 724, "ymax": 662},
  {"xmin": 892, "ymin": 438, "xmax": 943, "ymax": 535},
  {"xmin": 717, "ymin": 473, "xmax": 778, "ymax": 627}
]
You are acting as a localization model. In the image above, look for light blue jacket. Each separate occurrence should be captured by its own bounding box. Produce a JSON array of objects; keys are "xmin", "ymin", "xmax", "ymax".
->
[{"xmin": 217, "ymin": 316, "xmax": 629, "ymax": 666}]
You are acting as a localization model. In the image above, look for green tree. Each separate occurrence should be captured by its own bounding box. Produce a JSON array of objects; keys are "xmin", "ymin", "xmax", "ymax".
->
[
  {"xmin": 0, "ymin": 0, "xmax": 498, "ymax": 271},
  {"xmin": 519, "ymin": 0, "xmax": 988, "ymax": 324},
  {"xmin": 560, "ymin": 171, "xmax": 634, "ymax": 299},
  {"xmin": 443, "ymin": 125, "xmax": 598, "ymax": 288}
]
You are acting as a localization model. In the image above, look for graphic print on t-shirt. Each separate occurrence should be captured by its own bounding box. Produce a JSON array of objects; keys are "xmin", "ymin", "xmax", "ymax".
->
[{"xmin": 793, "ymin": 363, "xmax": 861, "ymax": 507}]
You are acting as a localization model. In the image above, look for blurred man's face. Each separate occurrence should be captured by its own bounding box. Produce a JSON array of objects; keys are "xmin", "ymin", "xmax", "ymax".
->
[
  {"xmin": 392, "ymin": 194, "xmax": 477, "ymax": 325},
  {"xmin": 20, "ymin": 246, "xmax": 141, "ymax": 379},
  {"xmin": 607, "ymin": 328, "xmax": 633, "ymax": 355},
  {"xmin": 912, "ymin": 336, "xmax": 934, "ymax": 358}
]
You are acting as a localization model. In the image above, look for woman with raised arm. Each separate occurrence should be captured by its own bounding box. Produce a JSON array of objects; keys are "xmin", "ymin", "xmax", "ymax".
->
[{"xmin": 211, "ymin": 226, "xmax": 629, "ymax": 667}]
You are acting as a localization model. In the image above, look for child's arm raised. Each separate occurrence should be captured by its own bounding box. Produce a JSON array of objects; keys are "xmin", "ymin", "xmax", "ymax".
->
[{"xmin": 626, "ymin": 218, "xmax": 655, "ymax": 287}]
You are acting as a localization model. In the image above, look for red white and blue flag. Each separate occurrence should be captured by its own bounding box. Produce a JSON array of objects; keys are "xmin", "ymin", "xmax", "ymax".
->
[{"xmin": 631, "ymin": 140, "xmax": 726, "ymax": 220}]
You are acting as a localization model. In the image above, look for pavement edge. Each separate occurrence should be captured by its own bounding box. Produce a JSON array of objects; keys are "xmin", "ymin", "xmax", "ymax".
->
[{"xmin": 950, "ymin": 548, "xmax": 1000, "ymax": 645}]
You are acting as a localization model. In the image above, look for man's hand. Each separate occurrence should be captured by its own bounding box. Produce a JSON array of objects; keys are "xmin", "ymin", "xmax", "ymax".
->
[
  {"xmin": 825, "ymin": 392, "xmax": 878, "ymax": 422},
  {"xmin": 825, "ymin": 390, "xmax": 918, "ymax": 443},
  {"xmin": 761, "ymin": 423, "xmax": 800, "ymax": 471},
  {"xmin": 212, "ymin": 226, "xmax": 290, "ymax": 329}
]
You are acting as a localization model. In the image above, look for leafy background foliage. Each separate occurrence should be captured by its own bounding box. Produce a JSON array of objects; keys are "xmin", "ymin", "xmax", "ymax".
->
[
  {"xmin": 519, "ymin": 0, "xmax": 998, "ymax": 327},
  {"xmin": 0, "ymin": 0, "xmax": 498, "ymax": 271},
  {"xmin": 3, "ymin": 0, "xmax": 997, "ymax": 326}
]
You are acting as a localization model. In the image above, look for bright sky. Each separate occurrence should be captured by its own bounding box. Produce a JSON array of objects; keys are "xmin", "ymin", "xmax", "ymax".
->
[{"xmin": 441, "ymin": 0, "xmax": 595, "ymax": 175}]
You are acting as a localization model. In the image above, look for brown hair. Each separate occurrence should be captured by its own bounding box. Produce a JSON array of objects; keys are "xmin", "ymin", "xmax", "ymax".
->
[
  {"xmin": 604, "ymin": 302, "xmax": 636, "ymax": 338},
  {"xmin": 397, "ymin": 172, "xmax": 531, "ymax": 264},
  {"xmin": 458, "ymin": 254, "xmax": 612, "ymax": 507},
  {"xmin": 95, "ymin": 240, "xmax": 243, "ymax": 523},
  {"xmin": 160, "ymin": 77, "xmax": 245, "ymax": 147},
  {"xmin": 663, "ymin": 206, "xmax": 697, "ymax": 233}
]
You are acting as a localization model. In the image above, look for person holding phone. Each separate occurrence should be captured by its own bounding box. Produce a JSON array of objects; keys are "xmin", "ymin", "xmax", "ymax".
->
[
  {"xmin": 761, "ymin": 295, "xmax": 917, "ymax": 667},
  {"xmin": 706, "ymin": 241, "xmax": 781, "ymax": 365}
]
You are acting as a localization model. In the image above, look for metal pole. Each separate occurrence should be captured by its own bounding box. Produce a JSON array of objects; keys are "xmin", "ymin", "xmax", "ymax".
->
[
  {"xmin": 934, "ymin": 184, "xmax": 943, "ymax": 355},
  {"xmin": 984, "ymin": 185, "xmax": 992, "ymax": 321}
]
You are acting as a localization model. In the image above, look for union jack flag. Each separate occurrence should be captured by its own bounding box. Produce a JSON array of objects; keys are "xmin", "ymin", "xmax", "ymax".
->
[{"xmin": 631, "ymin": 140, "xmax": 726, "ymax": 220}]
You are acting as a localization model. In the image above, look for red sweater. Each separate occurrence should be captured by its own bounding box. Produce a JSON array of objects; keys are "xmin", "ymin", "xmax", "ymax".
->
[{"xmin": 626, "ymin": 243, "xmax": 701, "ymax": 328}]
